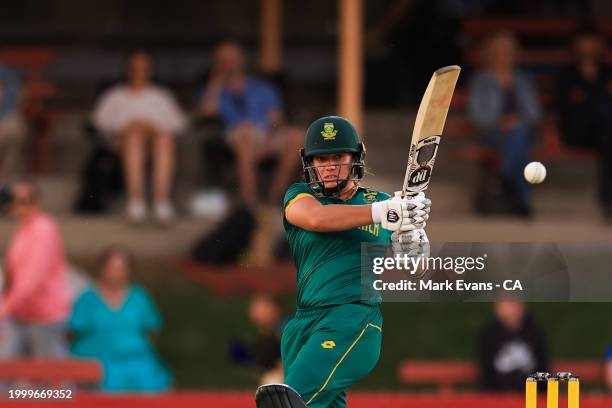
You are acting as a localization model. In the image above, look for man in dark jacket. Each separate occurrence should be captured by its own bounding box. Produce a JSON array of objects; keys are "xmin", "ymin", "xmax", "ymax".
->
[
  {"xmin": 556, "ymin": 27, "xmax": 612, "ymax": 222},
  {"xmin": 478, "ymin": 301, "xmax": 548, "ymax": 391}
]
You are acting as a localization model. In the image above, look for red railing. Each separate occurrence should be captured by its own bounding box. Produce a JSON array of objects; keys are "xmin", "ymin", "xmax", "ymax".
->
[{"xmin": 3, "ymin": 392, "xmax": 610, "ymax": 408}]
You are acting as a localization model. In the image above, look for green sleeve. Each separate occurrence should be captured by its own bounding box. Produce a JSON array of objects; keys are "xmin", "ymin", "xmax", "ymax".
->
[
  {"xmin": 283, "ymin": 183, "xmax": 315, "ymax": 210},
  {"xmin": 376, "ymin": 191, "xmax": 391, "ymax": 202}
]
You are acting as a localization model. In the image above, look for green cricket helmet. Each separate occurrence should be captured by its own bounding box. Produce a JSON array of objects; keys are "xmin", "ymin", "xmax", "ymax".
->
[{"xmin": 300, "ymin": 116, "xmax": 366, "ymax": 196}]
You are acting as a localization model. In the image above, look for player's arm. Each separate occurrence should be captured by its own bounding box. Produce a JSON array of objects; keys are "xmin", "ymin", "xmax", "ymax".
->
[
  {"xmin": 285, "ymin": 195, "xmax": 372, "ymax": 232},
  {"xmin": 285, "ymin": 192, "xmax": 430, "ymax": 233}
]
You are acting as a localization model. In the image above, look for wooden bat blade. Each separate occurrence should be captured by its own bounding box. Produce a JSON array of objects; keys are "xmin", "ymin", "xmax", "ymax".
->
[
  {"xmin": 403, "ymin": 65, "xmax": 461, "ymax": 195},
  {"xmin": 411, "ymin": 65, "xmax": 461, "ymax": 143}
]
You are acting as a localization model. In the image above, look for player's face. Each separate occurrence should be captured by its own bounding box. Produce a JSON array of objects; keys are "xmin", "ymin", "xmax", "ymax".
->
[{"xmin": 312, "ymin": 153, "xmax": 353, "ymax": 189}]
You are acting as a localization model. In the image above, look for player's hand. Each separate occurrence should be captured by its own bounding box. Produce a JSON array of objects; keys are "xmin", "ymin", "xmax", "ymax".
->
[
  {"xmin": 394, "ymin": 191, "xmax": 430, "ymax": 230},
  {"xmin": 391, "ymin": 229, "xmax": 430, "ymax": 257},
  {"xmin": 371, "ymin": 192, "xmax": 431, "ymax": 232}
]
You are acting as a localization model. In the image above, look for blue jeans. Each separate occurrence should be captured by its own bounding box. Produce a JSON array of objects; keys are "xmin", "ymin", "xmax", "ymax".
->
[
  {"xmin": 482, "ymin": 125, "xmax": 532, "ymax": 210},
  {"xmin": 0, "ymin": 319, "xmax": 68, "ymax": 358}
]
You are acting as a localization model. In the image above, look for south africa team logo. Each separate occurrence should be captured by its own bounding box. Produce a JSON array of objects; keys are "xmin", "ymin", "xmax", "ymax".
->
[
  {"xmin": 321, "ymin": 123, "xmax": 338, "ymax": 140},
  {"xmin": 364, "ymin": 190, "xmax": 378, "ymax": 203}
]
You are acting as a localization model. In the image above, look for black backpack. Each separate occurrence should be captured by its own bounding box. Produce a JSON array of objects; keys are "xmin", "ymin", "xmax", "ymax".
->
[
  {"xmin": 74, "ymin": 144, "xmax": 123, "ymax": 214},
  {"xmin": 191, "ymin": 205, "xmax": 256, "ymax": 265}
]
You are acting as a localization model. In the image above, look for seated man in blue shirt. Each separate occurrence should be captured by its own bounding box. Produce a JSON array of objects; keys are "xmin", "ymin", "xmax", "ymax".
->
[{"xmin": 197, "ymin": 41, "xmax": 302, "ymax": 206}]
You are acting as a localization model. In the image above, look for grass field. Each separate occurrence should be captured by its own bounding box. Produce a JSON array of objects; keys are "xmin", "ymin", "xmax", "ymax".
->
[{"xmin": 76, "ymin": 259, "xmax": 612, "ymax": 390}]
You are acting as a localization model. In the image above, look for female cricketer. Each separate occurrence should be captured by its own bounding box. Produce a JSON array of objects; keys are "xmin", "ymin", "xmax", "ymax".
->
[{"xmin": 256, "ymin": 116, "xmax": 431, "ymax": 408}]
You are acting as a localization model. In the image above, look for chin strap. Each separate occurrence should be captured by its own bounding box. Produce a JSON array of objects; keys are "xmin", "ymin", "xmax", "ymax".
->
[
  {"xmin": 307, "ymin": 163, "xmax": 363, "ymax": 197},
  {"xmin": 318, "ymin": 179, "xmax": 349, "ymax": 197}
]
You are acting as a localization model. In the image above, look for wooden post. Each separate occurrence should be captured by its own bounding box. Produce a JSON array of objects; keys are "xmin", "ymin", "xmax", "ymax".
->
[
  {"xmin": 338, "ymin": 0, "xmax": 363, "ymax": 132},
  {"xmin": 260, "ymin": 0, "xmax": 282, "ymax": 74}
]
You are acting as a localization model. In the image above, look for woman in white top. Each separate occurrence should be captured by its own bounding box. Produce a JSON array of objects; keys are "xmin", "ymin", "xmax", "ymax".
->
[{"xmin": 92, "ymin": 51, "xmax": 186, "ymax": 224}]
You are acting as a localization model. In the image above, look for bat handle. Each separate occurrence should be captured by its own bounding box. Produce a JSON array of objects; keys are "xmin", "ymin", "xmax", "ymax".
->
[
  {"xmin": 398, "ymin": 191, "xmax": 416, "ymax": 199},
  {"xmin": 395, "ymin": 190, "xmax": 418, "ymax": 198}
]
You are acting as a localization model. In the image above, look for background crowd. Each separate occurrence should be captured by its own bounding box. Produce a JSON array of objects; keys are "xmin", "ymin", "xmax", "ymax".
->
[{"xmin": 0, "ymin": 0, "xmax": 612, "ymax": 397}]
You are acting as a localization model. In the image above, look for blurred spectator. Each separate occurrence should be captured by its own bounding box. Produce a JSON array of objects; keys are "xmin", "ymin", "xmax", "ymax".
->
[
  {"xmin": 69, "ymin": 246, "xmax": 171, "ymax": 393},
  {"xmin": 92, "ymin": 51, "xmax": 186, "ymax": 224},
  {"xmin": 605, "ymin": 345, "xmax": 612, "ymax": 391},
  {"xmin": 556, "ymin": 27, "xmax": 612, "ymax": 223},
  {"xmin": 365, "ymin": 0, "xmax": 469, "ymax": 106},
  {"xmin": 478, "ymin": 301, "xmax": 548, "ymax": 391},
  {"xmin": 0, "ymin": 180, "xmax": 71, "ymax": 358},
  {"xmin": 73, "ymin": 117, "xmax": 124, "ymax": 215},
  {"xmin": 469, "ymin": 32, "xmax": 541, "ymax": 216},
  {"xmin": 0, "ymin": 64, "xmax": 26, "ymax": 177},
  {"xmin": 196, "ymin": 41, "xmax": 301, "ymax": 206},
  {"xmin": 249, "ymin": 295, "xmax": 282, "ymax": 383},
  {"xmin": 229, "ymin": 295, "xmax": 282, "ymax": 384}
]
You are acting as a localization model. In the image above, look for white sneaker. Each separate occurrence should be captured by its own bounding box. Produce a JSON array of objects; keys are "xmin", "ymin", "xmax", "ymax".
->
[
  {"xmin": 154, "ymin": 202, "xmax": 175, "ymax": 225},
  {"xmin": 127, "ymin": 201, "xmax": 147, "ymax": 224}
]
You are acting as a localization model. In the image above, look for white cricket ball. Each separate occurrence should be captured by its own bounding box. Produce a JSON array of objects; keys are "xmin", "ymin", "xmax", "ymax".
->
[{"xmin": 524, "ymin": 161, "xmax": 547, "ymax": 184}]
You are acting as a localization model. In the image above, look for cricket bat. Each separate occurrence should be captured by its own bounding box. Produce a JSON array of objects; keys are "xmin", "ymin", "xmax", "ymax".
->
[{"xmin": 402, "ymin": 65, "xmax": 461, "ymax": 196}]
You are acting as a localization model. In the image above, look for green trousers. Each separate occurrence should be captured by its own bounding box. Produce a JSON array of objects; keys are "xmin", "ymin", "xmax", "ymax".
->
[{"xmin": 281, "ymin": 303, "xmax": 383, "ymax": 408}]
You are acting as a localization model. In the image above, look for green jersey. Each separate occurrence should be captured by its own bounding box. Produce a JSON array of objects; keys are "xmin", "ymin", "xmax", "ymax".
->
[{"xmin": 283, "ymin": 182, "xmax": 392, "ymax": 309}]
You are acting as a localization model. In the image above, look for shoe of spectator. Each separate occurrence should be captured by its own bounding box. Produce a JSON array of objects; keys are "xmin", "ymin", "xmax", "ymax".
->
[
  {"xmin": 154, "ymin": 202, "xmax": 175, "ymax": 225},
  {"xmin": 127, "ymin": 201, "xmax": 147, "ymax": 224}
]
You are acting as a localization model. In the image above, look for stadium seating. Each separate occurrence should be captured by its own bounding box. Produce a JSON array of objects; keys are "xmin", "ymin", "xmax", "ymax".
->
[
  {"xmin": 447, "ymin": 17, "xmax": 605, "ymax": 164},
  {"xmin": 398, "ymin": 359, "xmax": 604, "ymax": 392},
  {"xmin": 462, "ymin": 17, "xmax": 612, "ymax": 65},
  {"xmin": 0, "ymin": 47, "xmax": 58, "ymax": 173},
  {"xmin": 0, "ymin": 359, "xmax": 102, "ymax": 386}
]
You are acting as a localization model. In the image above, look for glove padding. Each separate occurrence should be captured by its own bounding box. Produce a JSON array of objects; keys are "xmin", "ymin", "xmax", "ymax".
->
[
  {"xmin": 372, "ymin": 192, "xmax": 431, "ymax": 232},
  {"xmin": 392, "ymin": 229, "xmax": 430, "ymax": 278},
  {"xmin": 391, "ymin": 228, "xmax": 430, "ymax": 257}
]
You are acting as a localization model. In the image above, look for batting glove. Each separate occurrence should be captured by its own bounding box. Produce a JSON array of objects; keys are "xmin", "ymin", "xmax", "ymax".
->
[
  {"xmin": 391, "ymin": 228, "xmax": 430, "ymax": 257},
  {"xmin": 371, "ymin": 192, "xmax": 431, "ymax": 232}
]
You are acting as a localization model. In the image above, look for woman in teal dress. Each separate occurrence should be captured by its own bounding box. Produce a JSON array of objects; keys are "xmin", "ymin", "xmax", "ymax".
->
[{"xmin": 69, "ymin": 246, "xmax": 171, "ymax": 392}]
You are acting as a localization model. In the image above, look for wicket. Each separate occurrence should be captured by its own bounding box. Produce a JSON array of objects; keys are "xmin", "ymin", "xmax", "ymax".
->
[{"xmin": 526, "ymin": 372, "xmax": 579, "ymax": 408}]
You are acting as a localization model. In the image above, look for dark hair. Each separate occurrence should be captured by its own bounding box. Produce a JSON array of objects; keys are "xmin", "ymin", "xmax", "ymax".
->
[
  {"xmin": 0, "ymin": 178, "xmax": 41, "ymax": 208},
  {"xmin": 574, "ymin": 22, "xmax": 599, "ymax": 39},
  {"xmin": 212, "ymin": 40, "xmax": 250, "ymax": 70},
  {"xmin": 0, "ymin": 184, "xmax": 13, "ymax": 209},
  {"xmin": 97, "ymin": 245, "xmax": 134, "ymax": 275},
  {"xmin": 127, "ymin": 49, "xmax": 151, "ymax": 61},
  {"xmin": 121, "ymin": 49, "xmax": 156, "ymax": 83},
  {"xmin": 215, "ymin": 39, "xmax": 246, "ymax": 53}
]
